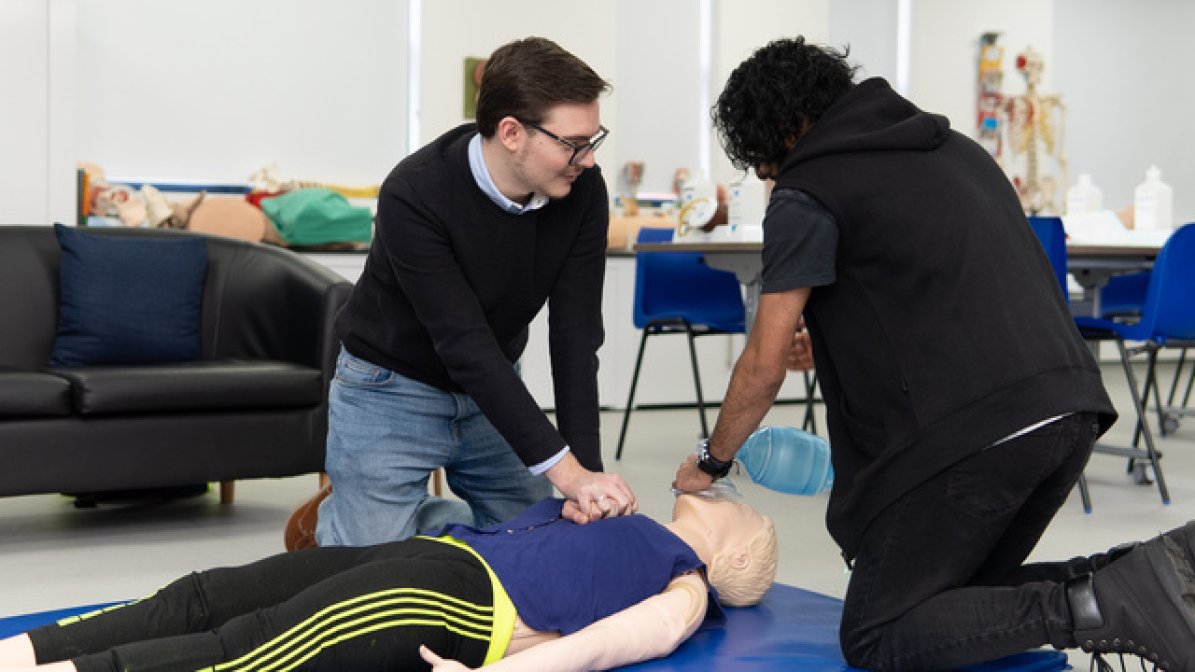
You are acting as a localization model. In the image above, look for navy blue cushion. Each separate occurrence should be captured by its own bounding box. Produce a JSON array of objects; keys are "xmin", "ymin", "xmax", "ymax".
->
[{"xmin": 50, "ymin": 224, "xmax": 207, "ymax": 367}]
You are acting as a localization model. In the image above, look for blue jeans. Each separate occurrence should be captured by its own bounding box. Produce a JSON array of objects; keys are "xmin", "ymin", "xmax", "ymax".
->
[{"xmin": 316, "ymin": 347, "xmax": 551, "ymax": 546}]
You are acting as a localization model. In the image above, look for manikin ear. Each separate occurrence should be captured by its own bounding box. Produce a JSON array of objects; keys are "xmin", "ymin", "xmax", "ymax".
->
[
  {"xmin": 495, "ymin": 116, "xmax": 525, "ymax": 152},
  {"xmin": 727, "ymin": 550, "xmax": 750, "ymax": 570}
]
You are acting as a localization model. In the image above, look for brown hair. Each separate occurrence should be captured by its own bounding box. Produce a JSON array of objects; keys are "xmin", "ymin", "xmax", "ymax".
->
[{"xmin": 476, "ymin": 36, "xmax": 610, "ymax": 137}]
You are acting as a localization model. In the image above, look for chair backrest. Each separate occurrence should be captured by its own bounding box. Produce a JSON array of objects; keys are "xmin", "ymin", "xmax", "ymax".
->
[
  {"xmin": 1028, "ymin": 215, "xmax": 1068, "ymax": 296},
  {"xmin": 1132, "ymin": 222, "xmax": 1195, "ymax": 342},
  {"xmin": 632, "ymin": 227, "xmax": 745, "ymax": 332},
  {"xmin": 1099, "ymin": 270, "xmax": 1150, "ymax": 318}
]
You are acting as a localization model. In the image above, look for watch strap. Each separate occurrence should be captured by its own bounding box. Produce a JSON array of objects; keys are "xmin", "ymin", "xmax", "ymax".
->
[{"xmin": 696, "ymin": 439, "xmax": 734, "ymax": 479}]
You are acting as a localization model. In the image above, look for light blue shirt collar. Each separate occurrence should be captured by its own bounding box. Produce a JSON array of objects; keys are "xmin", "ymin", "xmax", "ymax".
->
[{"xmin": 468, "ymin": 133, "xmax": 549, "ymax": 214}]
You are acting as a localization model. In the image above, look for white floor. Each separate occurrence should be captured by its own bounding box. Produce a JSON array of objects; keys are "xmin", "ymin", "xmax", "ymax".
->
[{"xmin": 2, "ymin": 360, "xmax": 1193, "ymax": 669}]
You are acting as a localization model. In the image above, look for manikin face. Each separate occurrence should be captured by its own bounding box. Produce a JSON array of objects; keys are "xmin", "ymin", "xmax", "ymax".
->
[
  {"xmin": 672, "ymin": 493, "xmax": 768, "ymax": 555},
  {"xmin": 510, "ymin": 101, "xmax": 604, "ymax": 200}
]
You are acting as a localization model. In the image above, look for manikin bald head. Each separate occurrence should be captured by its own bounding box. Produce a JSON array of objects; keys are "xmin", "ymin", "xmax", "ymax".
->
[{"xmin": 670, "ymin": 495, "xmax": 778, "ymax": 607}]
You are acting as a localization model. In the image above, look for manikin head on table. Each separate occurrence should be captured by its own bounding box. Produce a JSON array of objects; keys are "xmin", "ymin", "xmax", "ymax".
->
[{"xmin": 666, "ymin": 494, "xmax": 778, "ymax": 607}]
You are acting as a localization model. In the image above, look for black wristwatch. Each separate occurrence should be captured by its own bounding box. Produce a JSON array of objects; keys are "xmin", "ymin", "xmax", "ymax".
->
[{"xmin": 696, "ymin": 439, "xmax": 734, "ymax": 480}]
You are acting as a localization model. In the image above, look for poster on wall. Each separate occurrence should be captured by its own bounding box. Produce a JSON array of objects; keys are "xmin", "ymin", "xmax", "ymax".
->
[{"xmin": 463, "ymin": 57, "xmax": 487, "ymax": 119}]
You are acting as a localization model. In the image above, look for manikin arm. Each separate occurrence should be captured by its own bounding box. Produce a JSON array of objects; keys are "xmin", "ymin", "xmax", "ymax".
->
[{"xmin": 420, "ymin": 572, "xmax": 709, "ymax": 671}]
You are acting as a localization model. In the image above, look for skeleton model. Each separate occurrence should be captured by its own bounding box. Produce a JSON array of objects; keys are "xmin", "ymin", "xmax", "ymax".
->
[{"xmin": 1000, "ymin": 47, "xmax": 1067, "ymax": 215}]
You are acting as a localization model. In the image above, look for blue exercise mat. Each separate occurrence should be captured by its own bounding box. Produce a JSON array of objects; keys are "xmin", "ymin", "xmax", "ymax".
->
[
  {"xmin": 0, "ymin": 602, "xmax": 124, "ymax": 639},
  {"xmin": 0, "ymin": 586, "xmax": 1067, "ymax": 671},
  {"xmin": 622, "ymin": 583, "xmax": 1068, "ymax": 671}
]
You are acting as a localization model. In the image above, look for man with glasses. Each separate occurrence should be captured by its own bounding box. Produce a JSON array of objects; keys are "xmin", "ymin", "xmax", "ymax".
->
[{"xmin": 317, "ymin": 37, "xmax": 636, "ymax": 548}]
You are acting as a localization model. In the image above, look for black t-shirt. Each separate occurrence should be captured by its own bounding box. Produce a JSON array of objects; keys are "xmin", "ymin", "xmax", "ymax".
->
[{"xmin": 761, "ymin": 188, "xmax": 838, "ymax": 293}]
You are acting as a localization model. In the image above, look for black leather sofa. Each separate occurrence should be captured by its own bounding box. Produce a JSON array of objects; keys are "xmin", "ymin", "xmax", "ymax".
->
[{"xmin": 0, "ymin": 225, "xmax": 353, "ymax": 504}]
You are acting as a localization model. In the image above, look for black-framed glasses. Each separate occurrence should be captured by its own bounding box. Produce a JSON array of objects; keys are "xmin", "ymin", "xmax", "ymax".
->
[{"xmin": 525, "ymin": 122, "xmax": 609, "ymax": 165}]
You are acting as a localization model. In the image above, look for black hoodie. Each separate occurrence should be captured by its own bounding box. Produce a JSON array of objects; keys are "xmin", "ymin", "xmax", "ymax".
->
[{"xmin": 770, "ymin": 78, "xmax": 1115, "ymax": 559}]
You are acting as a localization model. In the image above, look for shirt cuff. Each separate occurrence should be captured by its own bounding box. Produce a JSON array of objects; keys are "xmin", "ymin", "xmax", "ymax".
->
[{"xmin": 529, "ymin": 446, "xmax": 570, "ymax": 475}]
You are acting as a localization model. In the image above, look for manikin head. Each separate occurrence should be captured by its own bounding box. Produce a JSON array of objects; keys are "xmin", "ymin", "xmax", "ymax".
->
[{"xmin": 669, "ymin": 494, "xmax": 778, "ymax": 607}]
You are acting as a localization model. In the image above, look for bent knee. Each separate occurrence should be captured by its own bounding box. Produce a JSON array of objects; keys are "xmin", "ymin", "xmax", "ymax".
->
[{"xmin": 840, "ymin": 621, "xmax": 891, "ymax": 672}]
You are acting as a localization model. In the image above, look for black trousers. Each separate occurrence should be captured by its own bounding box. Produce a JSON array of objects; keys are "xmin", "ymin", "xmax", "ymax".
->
[
  {"xmin": 29, "ymin": 537, "xmax": 494, "ymax": 672},
  {"xmin": 840, "ymin": 412, "xmax": 1104, "ymax": 671}
]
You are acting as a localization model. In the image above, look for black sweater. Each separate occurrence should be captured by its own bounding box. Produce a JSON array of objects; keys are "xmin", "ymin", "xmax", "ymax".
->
[
  {"xmin": 337, "ymin": 124, "xmax": 609, "ymax": 470},
  {"xmin": 772, "ymin": 79, "xmax": 1116, "ymax": 558}
]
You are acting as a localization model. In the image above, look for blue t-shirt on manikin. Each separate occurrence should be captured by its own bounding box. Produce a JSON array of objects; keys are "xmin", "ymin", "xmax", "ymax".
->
[{"xmin": 431, "ymin": 498, "xmax": 720, "ymax": 634}]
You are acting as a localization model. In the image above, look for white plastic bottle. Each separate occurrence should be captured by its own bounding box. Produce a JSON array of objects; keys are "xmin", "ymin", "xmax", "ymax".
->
[
  {"xmin": 728, "ymin": 172, "xmax": 767, "ymax": 241},
  {"xmin": 1066, "ymin": 174, "xmax": 1103, "ymax": 216},
  {"xmin": 678, "ymin": 170, "xmax": 717, "ymax": 238},
  {"xmin": 1133, "ymin": 165, "xmax": 1173, "ymax": 231}
]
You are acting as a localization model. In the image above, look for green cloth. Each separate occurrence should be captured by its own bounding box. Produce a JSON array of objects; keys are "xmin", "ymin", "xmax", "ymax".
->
[{"xmin": 261, "ymin": 188, "xmax": 373, "ymax": 245}]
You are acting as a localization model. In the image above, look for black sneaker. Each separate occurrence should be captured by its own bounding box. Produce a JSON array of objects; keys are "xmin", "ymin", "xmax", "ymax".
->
[{"xmin": 1068, "ymin": 521, "xmax": 1195, "ymax": 671}]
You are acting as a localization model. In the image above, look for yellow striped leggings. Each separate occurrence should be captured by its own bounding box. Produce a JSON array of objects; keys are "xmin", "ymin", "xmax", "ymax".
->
[{"xmin": 28, "ymin": 538, "xmax": 498, "ymax": 672}]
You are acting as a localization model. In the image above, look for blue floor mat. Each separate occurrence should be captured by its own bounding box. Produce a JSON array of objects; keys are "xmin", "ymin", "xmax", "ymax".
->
[{"xmin": 1, "ymin": 585, "xmax": 1067, "ymax": 671}]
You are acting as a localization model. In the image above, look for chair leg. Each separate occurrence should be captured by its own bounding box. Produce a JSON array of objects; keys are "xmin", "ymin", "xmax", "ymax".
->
[
  {"xmin": 1146, "ymin": 349, "xmax": 1170, "ymax": 437},
  {"xmin": 1182, "ymin": 349, "xmax": 1195, "ymax": 408},
  {"xmin": 1165, "ymin": 347, "xmax": 1187, "ymax": 408},
  {"xmin": 1117, "ymin": 340, "xmax": 1171, "ymax": 505},
  {"xmin": 219, "ymin": 480, "xmax": 235, "ymax": 505},
  {"xmin": 616, "ymin": 328, "xmax": 651, "ymax": 461},
  {"xmin": 1076, "ymin": 472, "xmax": 1092, "ymax": 514},
  {"xmin": 684, "ymin": 325, "xmax": 710, "ymax": 439},
  {"xmin": 802, "ymin": 371, "xmax": 819, "ymax": 434},
  {"xmin": 1161, "ymin": 347, "xmax": 1193, "ymax": 435},
  {"xmin": 1127, "ymin": 346, "xmax": 1152, "ymax": 473},
  {"xmin": 1131, "ymin": 348, "xmax": 1159, "ymax": 447}
]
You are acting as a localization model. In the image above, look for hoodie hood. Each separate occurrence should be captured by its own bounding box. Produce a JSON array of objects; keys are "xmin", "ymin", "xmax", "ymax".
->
[{"xmin": 780, "ymin": 77, "xmax": 951, "ymax": 172}]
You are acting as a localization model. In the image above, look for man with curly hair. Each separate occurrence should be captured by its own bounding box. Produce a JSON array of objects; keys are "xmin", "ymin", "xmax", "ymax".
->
[{"xmin": 674, "ymin": 37, "xmax": 1195, "ymax": 671}]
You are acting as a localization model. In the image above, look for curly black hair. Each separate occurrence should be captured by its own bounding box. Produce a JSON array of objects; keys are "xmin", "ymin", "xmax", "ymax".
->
[{"xmin": 713, "ymin": 37, "xmax": 858, "ymax": 171}]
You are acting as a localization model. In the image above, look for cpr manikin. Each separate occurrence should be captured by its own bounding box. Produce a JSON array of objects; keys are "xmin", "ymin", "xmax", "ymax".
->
[{"xmin": 0, "ymin": 495, "xmax": 777, "ymax": 672}]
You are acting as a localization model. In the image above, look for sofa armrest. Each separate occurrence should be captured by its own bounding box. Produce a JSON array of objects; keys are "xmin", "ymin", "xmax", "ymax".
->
[{"xmin": 203, "ymin": 240, "xmax": 353, "ymax": 375}]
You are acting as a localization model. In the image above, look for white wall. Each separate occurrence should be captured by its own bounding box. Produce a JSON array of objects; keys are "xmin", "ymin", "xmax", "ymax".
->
[
  {"xmin": 73, "ymin": 0, "xmax": 408, "ymax": 186},
  {"xmin": 3, "ymin": 1, "xmax": 1193, "ymax": 224},
  {"xmin": 0, "ymin": 1, "xmax": 51, "ymax": 224},
  {"xmin": 828, "ymin": 0, "xmax": 899, "ymax": 85},
  {"xmin": 416, "ymin": 1, "xmax": 616, "ymax": 146},
  {"xmin": 1053, "ymin": 0, "xmax": 1195, "ymax": 221},
  {"xmin": 708, "ymin": 0, "xmax": 831, "ymax": 187},
  {"xmin": 611, "ymin": 0, "xmax": 704, "ymax": 196}
]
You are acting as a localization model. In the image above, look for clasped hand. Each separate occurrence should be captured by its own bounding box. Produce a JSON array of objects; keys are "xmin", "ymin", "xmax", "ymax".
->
[
  {"xmin": 672, "ymin": 453, "xmax": 714, "ymax": 493},
  {"xmin": 547, "ymin": 454, "xmax": 638, "ymax": 524}
]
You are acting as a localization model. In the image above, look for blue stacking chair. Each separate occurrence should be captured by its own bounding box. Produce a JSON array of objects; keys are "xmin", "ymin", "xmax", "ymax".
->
[
  {"xmin": 1093, "ymin": 270, "xmax": 1194, "ymax": 437},
  {"xmin": 1029, "ymin": 216, "xmax": 1096, "ymax": 511},
  {"xmin": 615, "ymin": 227, "xmax": 746, "ymax": 460},
  {"xmin": 1029, "ymin": 216, "xmax": 1068, "ymax": 298},
  {"xmin": 1100, "ymin": 271, "xmax": 1150, "ymax": 319},
  {"xmin": 1106, "ymin": 271, "xmax": 1195, "ymax": 437},
  {"xmin": 1073, "ymin": 222, "xmax": 1195, "ymax": 507}
]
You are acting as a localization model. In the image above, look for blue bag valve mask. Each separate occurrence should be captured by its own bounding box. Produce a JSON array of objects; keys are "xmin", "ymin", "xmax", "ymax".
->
[{"xmin": 737, "ymin": 426, "xmax": 833, "ymax": 496}]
